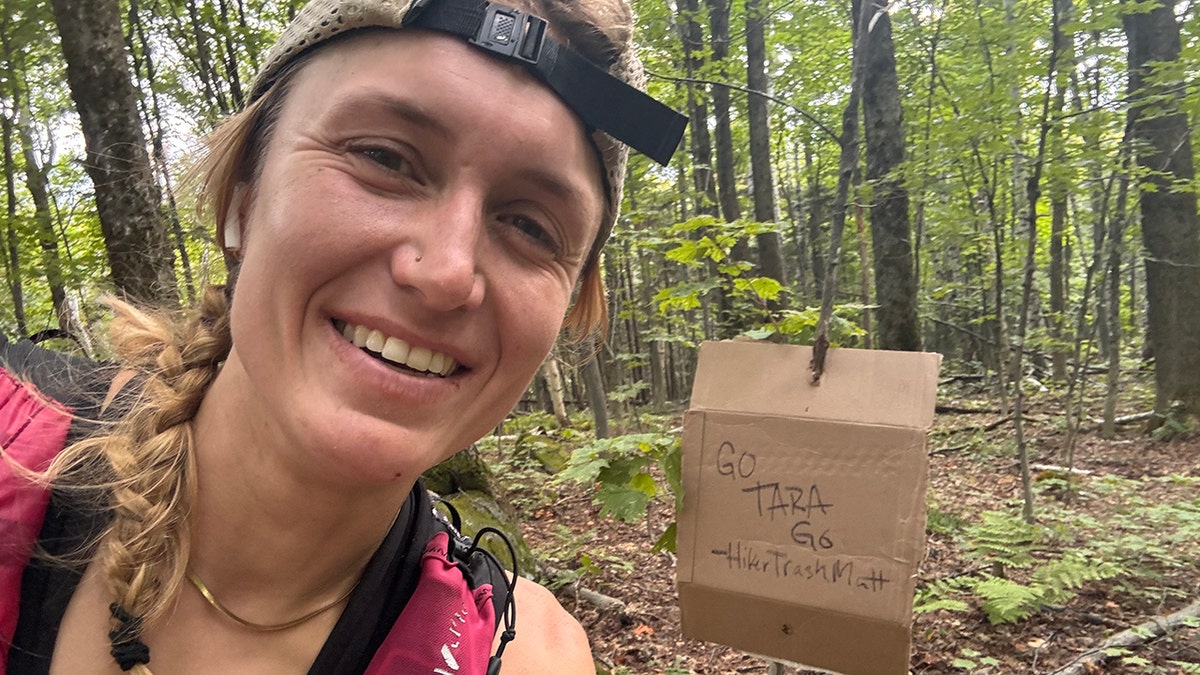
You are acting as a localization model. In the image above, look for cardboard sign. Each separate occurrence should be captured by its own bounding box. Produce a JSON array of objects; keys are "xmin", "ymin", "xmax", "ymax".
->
[{"xmin": 676, "ymin": 341, "xmax": 940, "ymax": 675}]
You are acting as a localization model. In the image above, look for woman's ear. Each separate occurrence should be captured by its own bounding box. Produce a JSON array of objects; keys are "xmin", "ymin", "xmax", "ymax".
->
[{"xmin": 222, "ymin": 184, "xmax": 248, "ymax": 253}]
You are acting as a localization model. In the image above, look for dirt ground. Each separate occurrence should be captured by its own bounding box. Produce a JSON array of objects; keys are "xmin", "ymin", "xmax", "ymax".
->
[{"xmin": 506, "ymin": 376, "xmax": 1200, "ymax": 674}]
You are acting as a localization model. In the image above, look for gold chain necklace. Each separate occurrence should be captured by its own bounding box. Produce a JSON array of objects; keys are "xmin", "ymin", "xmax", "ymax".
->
[
  {"xmin": 186, "ymin": 570, "xmax": 358, "ymax": 632},
  {"xmin": 184, "ymin": 502, "xmax": 404, "ymax": 632}
]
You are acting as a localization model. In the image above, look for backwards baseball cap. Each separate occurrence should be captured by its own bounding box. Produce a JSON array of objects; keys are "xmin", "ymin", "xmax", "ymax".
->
[{"xmin": 248, "ymin": 0, "xmax": 687, "ymax": 255}]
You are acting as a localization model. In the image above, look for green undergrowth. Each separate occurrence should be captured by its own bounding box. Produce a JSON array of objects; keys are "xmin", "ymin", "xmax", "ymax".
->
[
  {"xmin": 919, "ymin": 473, "xmax": 1200, "ymax": 625},
  {"xmin": 479, "ymin": 410, "xmax": 683, "ymax": 576},
  {"xmin": 487, "ymin": 407, "xmax": 1199, "ymax": 648}
]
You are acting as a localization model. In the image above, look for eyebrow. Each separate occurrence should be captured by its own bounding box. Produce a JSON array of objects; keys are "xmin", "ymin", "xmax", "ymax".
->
[
  {"xmin": 325, "ymin": 91, "xmax": 600, "ymax": 215},
  {"xmin": 323, "ymin": 91, "xmax": 454, "ymax": 142},
  {"xmin": 517, "ymin": 166, "xmax": 598, "ymax": 217}
]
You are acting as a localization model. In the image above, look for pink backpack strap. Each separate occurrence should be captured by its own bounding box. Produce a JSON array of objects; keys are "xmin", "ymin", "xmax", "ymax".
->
[
  {"xmin": 364, "ymin": 531, "xmax": 497, "ymax": 675},
  {"xmin": 0, "ymin": 369, "xmax": 73, "ymax": 668}
]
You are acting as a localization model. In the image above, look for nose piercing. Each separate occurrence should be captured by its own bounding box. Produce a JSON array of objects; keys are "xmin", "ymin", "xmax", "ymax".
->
[{"xmin": 415, "ymin": 253, "xmax": 423, "ymax": 263}]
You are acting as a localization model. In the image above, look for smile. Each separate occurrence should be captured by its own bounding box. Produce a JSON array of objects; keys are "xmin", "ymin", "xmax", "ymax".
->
[{"xmin": 333, "ymin": 320, "xmax": 459, "ymax": 377}]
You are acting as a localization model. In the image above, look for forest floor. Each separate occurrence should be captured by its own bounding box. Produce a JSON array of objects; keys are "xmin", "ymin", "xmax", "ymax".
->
[{"xmin": 490, "ymin": 369, "xmax": 1200, "ymax": 675}]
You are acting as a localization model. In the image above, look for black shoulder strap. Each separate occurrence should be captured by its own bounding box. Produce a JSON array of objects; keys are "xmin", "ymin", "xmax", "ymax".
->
[
  {"xmin": 307, "ymin": 486, "xmax": 427, "ymax": 675},
  {"xmin": 0, "ymin": 334, "xmax": 114, "ymax": 428}
]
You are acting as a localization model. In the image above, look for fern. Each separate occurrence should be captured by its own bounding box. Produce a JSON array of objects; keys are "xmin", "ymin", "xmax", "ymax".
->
[
  {"xmin": 914, "ymin": 576, "xmax": 974, "ymax": 614},
  {"xmin": 1032, "ymin": 551, "xmax": 1125, "ymax": 604},
  {"xmin": 964, "ymin": 510, "xmax": 1041, "ymax": 571},
  {"xmin": 975, "ymin": 576, "xmax": 1045, "ymax": 624},
  {"xmin": 926, "ymin": 506, "xmax": 969, "ymax": 536}
]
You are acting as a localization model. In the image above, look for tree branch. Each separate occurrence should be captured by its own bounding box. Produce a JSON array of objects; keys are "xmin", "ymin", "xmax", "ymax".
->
[{"xmin": 644, "ymin": 69, "xmax": 842, "ymax": 146}]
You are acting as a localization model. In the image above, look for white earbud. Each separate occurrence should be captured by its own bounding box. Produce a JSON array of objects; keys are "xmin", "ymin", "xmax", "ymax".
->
[{"xmin": 224, "ymin": 185, "xmax": 246, "ymax": 252}]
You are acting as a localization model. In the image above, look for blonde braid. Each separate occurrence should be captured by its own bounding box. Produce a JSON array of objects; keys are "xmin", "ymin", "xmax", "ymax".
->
[{"xmin": 49, "ymin": 286, "xmax": 231, "ymax": 671}]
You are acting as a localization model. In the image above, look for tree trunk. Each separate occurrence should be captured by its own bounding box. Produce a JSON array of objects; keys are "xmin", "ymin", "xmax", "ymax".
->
[
  {"xmin": 861, "ymin": 0, "xmax": 920, "ymax": 351},
  {"xmin": 679, "ymin": 0, "xmax": 717, "ymax": 217},
  {"xmin": 217, "ymin": 0, "xmax": 245, "ymax": 110},
  {"xmin": 1049, "ymin": 195, "xmax": 1067, "ymax": 378},
  {"xmin": 582, "ymin": 351, "xmax": 609, "ymax": 439},
  {"xmin": 1124, "ymin": 0, "xmax": 1200, "ymax": 415},
  {"xmin": 0, "ymin": 10, "xmax": 26, "ymax": 335},
  {"xmin": 1047, "ymin": 0, "xmax": 1075, "ymax": 381},
  {"xmin": 706, "ymin": 0, "xmax": 740, "ymax": 225},
  {"xmin": 49, "ymin": 0, "xmax": 178, "ymax": 305},
  {"xmin": 1103, "ymin": 155, "xmax": 1129, "ymax": 439},
  {"xmin": 540, "ymin": 355, "xmax": 570, "ymax": 428},
  {"xmin": 745, "ymin": 0, "xmax": 786, "ymax": 289},
  {"xmin": 1, "ymin": 119, "xmax": 24, "ymax": 335},
  {"xmin": 186, "ymin": 0, "xmax": 230, "ymax": 116},
  {"xmin": 17, "ymin": 110, "xmax": 72, "ymax": 333},
  {"xmin": 128, "ymin": 0, "xmax": 196, "ymax": 304},
  {"xmin": 804, "ymin": 143, "xmax": 827, "ymax": 298},
  {"xmin": 855, "ymin": 204, "xmax": 872, "ymax": 349}
]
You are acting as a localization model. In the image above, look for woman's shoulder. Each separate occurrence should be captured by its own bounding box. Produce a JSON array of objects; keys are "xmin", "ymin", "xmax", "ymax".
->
[{"xmin": 500, "ymin": 577, "xmax": 594, "ymax": 674}]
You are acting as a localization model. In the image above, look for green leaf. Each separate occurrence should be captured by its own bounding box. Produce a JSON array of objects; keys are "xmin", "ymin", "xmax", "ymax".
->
[
  {"xmin": 734, "ymin": 276, "xmax": 785, "ymax": 301},
  {"xmin": 741, "ymin": 327, "xmax": 777, "ymax": 340},
  {"xmin": 629, "ymin": 471, "xmax": 658, "ymax": 498},
  {"xmin": 595, "ymin": 483, "xmax": 653, "ymax": 523},
  {"xmin": 652, "ymin": 522, "xmax": 677, "ymax": 554}
]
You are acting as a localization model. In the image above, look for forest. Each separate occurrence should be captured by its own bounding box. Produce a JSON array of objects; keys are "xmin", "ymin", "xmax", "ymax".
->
[{"xmin": 3, "ymin": 0, "xmax": 1200, "ymax": 671}]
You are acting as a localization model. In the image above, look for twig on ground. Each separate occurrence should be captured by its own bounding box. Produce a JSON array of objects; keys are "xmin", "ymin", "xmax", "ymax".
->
[
  {"xmin": 937, "ymin": 404, "xmax": 1004, "ymax": 414},
  {"xmin": 1052, "ymin": 599, "xmax": 1200, "ymax": 675},
  {"xmin": 939, "ymin": 373, "xmax": 988, "ymax": 384},
  {"xmin": 985, "ymin": 415, "xmax": 1014, "ymax": 432},
  {"xmin": 1030, "ymin": 463, "xmax": 1094, "ymax": 476},
  {"xmin": 542, "ymin": 565, "xmax": 629, "ymax": 613},
  {"xmin": 1088, "ymin": 411, "xmax": 1155, "ymax": 426}
]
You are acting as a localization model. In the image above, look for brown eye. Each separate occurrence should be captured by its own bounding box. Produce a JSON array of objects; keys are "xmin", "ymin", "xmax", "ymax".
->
[
  {"xmin": 358, "ymin": 146, "xmax": 416, "ymax": 178},
  {"xmin": 507, "ymin": 214, "xmax": 559, "ymax": 253}
]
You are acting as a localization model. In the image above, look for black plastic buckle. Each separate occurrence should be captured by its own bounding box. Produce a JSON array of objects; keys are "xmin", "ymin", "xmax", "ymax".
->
[{"xmin": 469, "ymin": 3, "xmax": 546, "ymax": 64}]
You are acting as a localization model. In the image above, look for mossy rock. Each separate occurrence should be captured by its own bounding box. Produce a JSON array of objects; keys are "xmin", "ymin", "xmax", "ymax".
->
[
  {"xmin": 440, "ymin": 489, "xmax": 538, "ymax": 577},
  {"xmin": 531, "ymin": 442, "xmax": 571, "ymax": 474},
  {"xmin": 424, "ymin": 445, "xmax": 495, "ymax": 497}
]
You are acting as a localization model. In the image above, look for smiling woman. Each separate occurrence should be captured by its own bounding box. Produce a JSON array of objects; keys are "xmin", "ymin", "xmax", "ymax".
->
[{"xmin": 0, "ymin": 0, "xmax": 683, "ymax": 673}]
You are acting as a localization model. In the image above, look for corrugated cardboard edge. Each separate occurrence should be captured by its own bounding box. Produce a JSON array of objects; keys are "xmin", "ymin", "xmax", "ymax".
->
[{"xmin": 689, "ymin": 341, "xmax": 941, "ymax": 430}]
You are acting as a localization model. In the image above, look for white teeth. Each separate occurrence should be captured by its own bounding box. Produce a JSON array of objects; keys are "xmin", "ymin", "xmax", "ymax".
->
[
  {"xmin": 365, "ymin": 329, "xmax": 385, "ymax": 352},
  {"xmin": 381, "ymin": 336, "xmax": 410, "ymax": 363},
  {"xmin": 407, "ymin": 347, "xmax": 432, "ymax": 371},
  {"xmin": 339, "ymin": 321, "xmax": 457, "ymax": 376}
]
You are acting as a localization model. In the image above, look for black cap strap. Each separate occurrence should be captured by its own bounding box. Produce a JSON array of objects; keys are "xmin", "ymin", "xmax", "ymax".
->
[{"xmin": 405, "ymin": 0, "xmax": 687, "ymax": 165}]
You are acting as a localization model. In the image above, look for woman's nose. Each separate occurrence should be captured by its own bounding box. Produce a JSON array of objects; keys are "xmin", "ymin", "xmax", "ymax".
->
[{"xmin": 389, "ymin": 197, "xmax": 486, "ymax": 312}]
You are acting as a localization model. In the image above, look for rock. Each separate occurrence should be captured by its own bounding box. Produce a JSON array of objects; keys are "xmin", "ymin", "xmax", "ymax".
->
[{"xmin": 438, "ymin": 488, "xmax": 539, "ymax": 578}]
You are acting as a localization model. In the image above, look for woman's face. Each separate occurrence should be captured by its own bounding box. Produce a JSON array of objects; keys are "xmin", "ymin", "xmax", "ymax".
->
[{"xmin": 221, "ymin": 29, "xmax": 605, "ymax": 487}]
